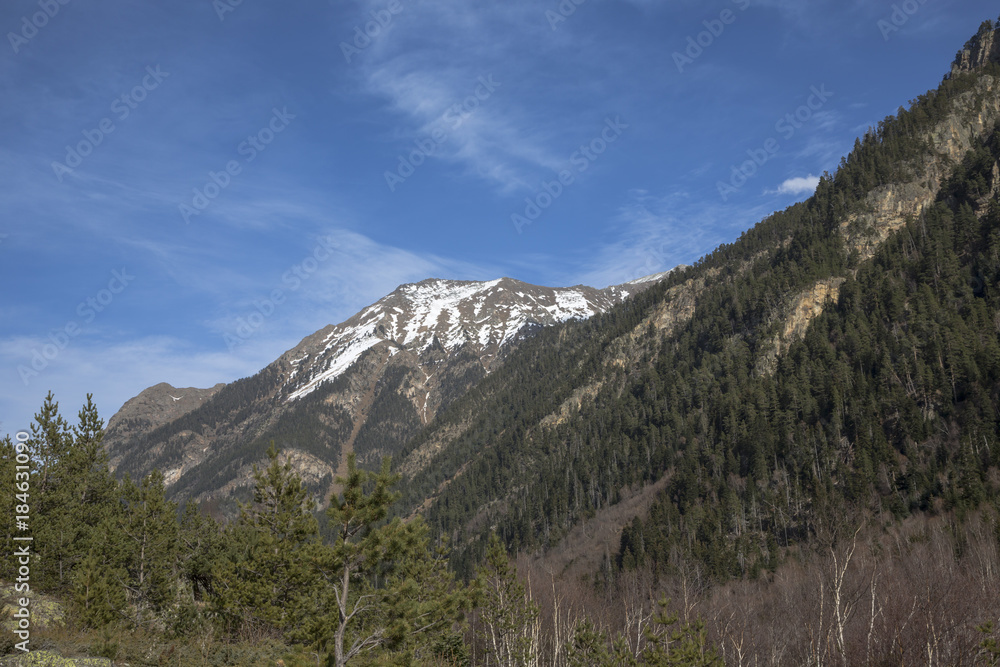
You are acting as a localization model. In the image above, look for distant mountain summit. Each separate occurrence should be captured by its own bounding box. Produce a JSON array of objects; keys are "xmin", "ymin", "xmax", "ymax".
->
[
  {"xmin": 104, "ymin": 271, "xmax": 674, "ymax": 507},
  {"xmin": 106, "ymin": 382, "xmax": 225, "ymax": 454}
]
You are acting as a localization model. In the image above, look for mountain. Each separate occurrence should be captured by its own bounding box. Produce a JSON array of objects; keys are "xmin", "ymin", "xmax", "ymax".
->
[{"xmin": 103, "ymin": 273, "xmax": 672, "ymax": 507}]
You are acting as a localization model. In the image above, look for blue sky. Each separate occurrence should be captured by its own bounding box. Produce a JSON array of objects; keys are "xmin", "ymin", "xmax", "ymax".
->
[{"xmin": 0, "ymin": 0, "xmax": 993, "ymax": 432}]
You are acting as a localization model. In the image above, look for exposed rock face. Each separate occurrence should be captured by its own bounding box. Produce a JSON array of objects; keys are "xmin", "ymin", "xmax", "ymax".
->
[
  {"xmin": 643, "ymin": 269, "xmax": 702, "ymax": 338},
  {"xmin": 756, "ymin": 278, "xmax": 846, "ymax": 375},
  {"xmin": 951, "ymin": 19, "xmax": 1000, "ymax": 76},
  {"xmin": 841, "ymin": 75, "xmax": 1000, "ymax": 264},
  {"xmin": 776, "ymin": 278, "xmax": 846, "ymax": 352}
]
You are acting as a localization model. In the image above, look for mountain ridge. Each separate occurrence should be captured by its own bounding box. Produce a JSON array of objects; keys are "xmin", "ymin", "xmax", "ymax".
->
[{"xmin": 104, "ymin": 271, "xmax": 675, "ymax": 508}]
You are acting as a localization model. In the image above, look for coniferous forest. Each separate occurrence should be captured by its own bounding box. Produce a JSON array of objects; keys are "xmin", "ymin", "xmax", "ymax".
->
[{"xmin": 6, "ymin": 17, "xmax": 1000, "ymax": 667}]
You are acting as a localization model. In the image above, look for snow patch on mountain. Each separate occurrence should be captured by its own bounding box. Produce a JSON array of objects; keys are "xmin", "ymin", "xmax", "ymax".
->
[{"xmin": 283, "ymin": 273, "xmax": 670, "ymax": 402}]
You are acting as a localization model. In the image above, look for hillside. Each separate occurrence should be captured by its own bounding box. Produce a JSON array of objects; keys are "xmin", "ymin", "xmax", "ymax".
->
[
  {"xmin": 103, "ymin": 274, "xmax": 670, "ymax": 509},
  {"xmin": 388, "ymin": 20, "xmax": 1000, "ymax": 583}
]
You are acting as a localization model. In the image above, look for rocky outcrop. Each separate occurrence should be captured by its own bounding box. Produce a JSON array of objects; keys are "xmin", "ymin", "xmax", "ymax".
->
[
  {"xmin": 756, "ymin": 278, "xmax": 845, "ymax": 375},
  {"xmin": 539, "ymin": 382, "xmax": 604, "ymax": 428},
  {"xmin": 951, "ymin": 19, "xmax": 1000, "ymax": 76},
  {"xmin": 539, "ymin": 268, "xmax": 703, "ymax": 427},
  {"xmin": 642, "ymin": 269, "xmax": 703, "ymax": 338},
  {"xmin": 842, "ymin": 74, "xmax": 1000, "ymax": 263}
]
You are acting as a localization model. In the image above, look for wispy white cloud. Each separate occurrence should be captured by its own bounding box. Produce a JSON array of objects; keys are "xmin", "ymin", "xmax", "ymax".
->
[
  {"xmin": 0, "ymin": 334, "xmax": 259, "ymax": 435},
  {"xmin": 555, "ymin": 189, "xmax": 768, "ymax": 289},
  {"xmin": 346, "ymin": 0, "xmax": 595, "ymax": 191},
  {"xmin": 766, "ymin": 174, "xmax": 820, "ymax": 196}
]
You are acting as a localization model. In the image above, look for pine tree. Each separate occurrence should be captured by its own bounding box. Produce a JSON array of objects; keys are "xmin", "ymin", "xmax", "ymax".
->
[
  {"xmin": 640, "ymin": 599, "xmax": 723, "ymax": 666},
  {"xmin": 30, "ymin": 393, "xmax": 117, "ymax": 591},
  {"xmin": 379, "ymin": 525, "xmax": 471, "ymax": 663},
  {"xmin": 0, "ymin": 436, "xmax": 17, "ymax": 581},
  {"xmin": 565, "ymin": 618, "xmax": 614, "ymax": 667},
  {"xmin": 212, "ymin": 443, "xmax": 320, "ymax": 637},
  {"xmin": 311, "ymin": 452, "xmax": 451, "ymax": 667},
  {"xmin": 117, "ymin": 470, "xmax": 180, "ymax": 626},
  {"xmin": 71, "ymin": 551, "xmax": 125, "ymax": 629}
]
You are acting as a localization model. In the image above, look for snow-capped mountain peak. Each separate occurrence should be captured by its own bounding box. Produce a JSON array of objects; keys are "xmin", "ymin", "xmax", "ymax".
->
[{"xmin": 283, "ymin": 273, "xmax": 668, "ymax": 402}]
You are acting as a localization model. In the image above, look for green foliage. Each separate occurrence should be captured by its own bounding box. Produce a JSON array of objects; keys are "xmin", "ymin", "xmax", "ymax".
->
[
  {"xmin": 565, "ymin": 618, "xmax": 616, "ymax": 666},
  {"xmin": 70, "ymin": 553, "xmax": 124, "ymax": 629},
  {"xmin": 26, "ymin": 394, "xmax": 120, "ymax": 593},
  {"xmin": 115, "ymin": 470, "xmax": 180, "ymax": 625},
  {"xmin": 310, "ymin": 453, "xmax": 470, "ymax": 666},
  {"xmin": 0, "ymin": 436, "xmax": 17, "ymax": 582},
  {"xmin": 980, "ymin": 621, "xmax": 1000, "ymax": 666},
  {"xmin": 211, "ymin": 443, "xmax": 320, "ymax": 636},
  {"xmin": 5, "ymin": 397, "xmax": 475, "ymax": 664},
  {"xmin": 639, "ymin": 600, "xmax": 722, "ymax": 666}
]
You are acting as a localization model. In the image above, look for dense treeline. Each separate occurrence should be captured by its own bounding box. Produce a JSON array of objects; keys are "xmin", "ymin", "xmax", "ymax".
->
[
  {"xmin": 618, "ymin": 122, "xmax": 1000, "ymax": 580},
  {"xmin": 1, "ymin": 397, "xmax": 471, "ymax": 665},
  {"xmin": 1, "ymin": 396, "xmax": 727, "ymax": 665}
]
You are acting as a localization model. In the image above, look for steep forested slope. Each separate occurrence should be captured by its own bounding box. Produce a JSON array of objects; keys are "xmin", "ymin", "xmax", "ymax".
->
[{"xmin": 395, "ymin": 21, "xmax": 1000, "ymax": 579}]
